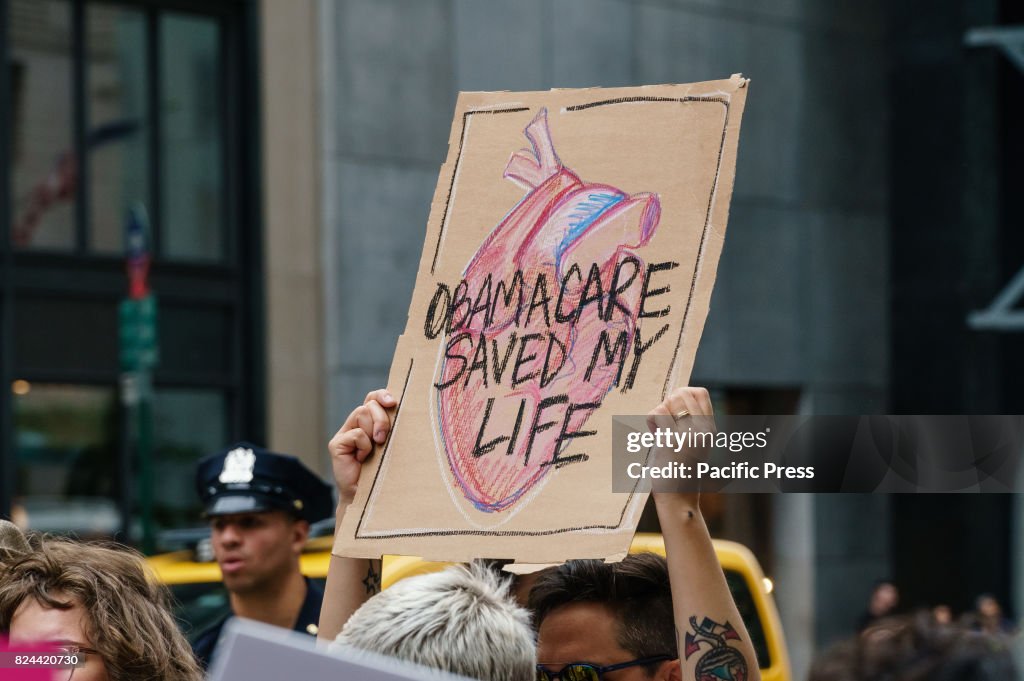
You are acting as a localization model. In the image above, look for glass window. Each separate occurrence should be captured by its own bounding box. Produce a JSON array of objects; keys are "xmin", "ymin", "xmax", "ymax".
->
[
  {"xmin": 12, "ymin": 383, "xmax": 120, "ymax": 536},
  {"xmin": 151, "ymin": 388, "xmax": 226, "ymax": 530},
  {"xmin": 86, "ymin": 4, "xmax": 149, "ymax": 254},
  {"xmin": 14, "ymin": 298, "xmax": 119, "ymax": 374},
  {"xmin": 8, "ymin": 0, "xmax": 75, "ymax": 250},
  {"xmin": 158, "ymin": 303, "xmax": 232, "ymax": 379},
  {"xmin": 1, "ymin": 0, "xmax": 255, "ymax": 535},
  {"xmin": 159, "ymin": 13, "xmax": 224, "ymax": 261}
]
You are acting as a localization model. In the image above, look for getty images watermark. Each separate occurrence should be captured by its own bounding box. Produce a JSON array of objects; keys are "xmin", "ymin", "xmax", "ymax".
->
[
  {"xmin": 611, "ymin": 415, "xmax": 1024, "ymax": 493},
  {"xmin": 623, "ymin": 420, "xmax": 814, "ymax": 482}
]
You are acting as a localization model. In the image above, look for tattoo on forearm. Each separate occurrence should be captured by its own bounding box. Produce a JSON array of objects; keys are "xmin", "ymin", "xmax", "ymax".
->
[
  {"xmin": 361, "ymin": 561, "xmax": 381, "ymax": 595},
  {"xmin": 684, "ymin": 616, "xmax": 749, "ymax": 681}
]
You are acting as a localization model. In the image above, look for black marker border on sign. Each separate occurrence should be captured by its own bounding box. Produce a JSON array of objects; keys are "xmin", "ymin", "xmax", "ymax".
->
[{"xmin": 430, "ymin": 106, "xmax": 531, "ymax": 275}]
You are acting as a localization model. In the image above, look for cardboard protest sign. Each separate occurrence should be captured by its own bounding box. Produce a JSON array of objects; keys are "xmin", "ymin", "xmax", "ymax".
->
[{"xmin": 335, "ymin": 76, "xmax": 749, "ymax": 562}]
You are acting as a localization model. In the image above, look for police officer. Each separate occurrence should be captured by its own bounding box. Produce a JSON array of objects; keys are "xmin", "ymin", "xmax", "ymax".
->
[{"xmin": 191, "ymin": 442, "xmax": 333, "ymax": 669}]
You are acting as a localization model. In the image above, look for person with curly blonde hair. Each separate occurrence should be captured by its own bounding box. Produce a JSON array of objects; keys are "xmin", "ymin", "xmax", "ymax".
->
[{"xmin": 0, "ymin": 533, "xmax": 203, "ymax": 681}]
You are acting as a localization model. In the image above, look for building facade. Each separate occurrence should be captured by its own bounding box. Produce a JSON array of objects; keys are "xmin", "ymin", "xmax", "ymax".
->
[{"xmin": 0, "ymin": 0, "xmax": 264, "ymax": 542}]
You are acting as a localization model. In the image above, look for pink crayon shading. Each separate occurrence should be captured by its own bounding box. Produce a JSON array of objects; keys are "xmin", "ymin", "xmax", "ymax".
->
[{"xmin": 437, "ymin": 108, "xmax": 661, "ymax": 512}]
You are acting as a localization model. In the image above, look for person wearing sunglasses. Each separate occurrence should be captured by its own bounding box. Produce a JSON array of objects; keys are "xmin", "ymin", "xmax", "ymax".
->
[
  {"xmin": 322, "ymin": 386, "xmax": 759, "ymax": 681},
  {"xmin": 529, "ymin": 554, "xmax": 679, "ymax": 681},
  {"xmin": 0, "ymin": 534, "xmax": 203, "ymax": 681}
]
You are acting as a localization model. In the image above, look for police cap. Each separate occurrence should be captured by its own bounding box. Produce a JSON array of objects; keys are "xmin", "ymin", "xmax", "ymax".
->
[{"xmin": 196, "ymin": 442, "xmax": 333, "ymax": 524}]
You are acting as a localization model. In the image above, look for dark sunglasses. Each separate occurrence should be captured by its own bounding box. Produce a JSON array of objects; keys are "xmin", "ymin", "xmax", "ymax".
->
[{"xmin": 537, "ymin": 655, "xmax": 673, "ymax": 681}]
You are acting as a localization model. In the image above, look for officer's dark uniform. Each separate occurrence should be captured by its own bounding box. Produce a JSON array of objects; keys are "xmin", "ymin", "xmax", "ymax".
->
[{"xmin": 190, "ymin": 442, "xmax": 334, "ymax": 669}]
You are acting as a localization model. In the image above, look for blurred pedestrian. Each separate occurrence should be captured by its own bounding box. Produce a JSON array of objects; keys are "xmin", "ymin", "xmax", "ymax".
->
[
  {"xmin": 857, "ymin": 580, "xmax": 900, "ymax": 631},
  {"xmin": 191, "ymin": 442, "xmax": 334, "ymax": 669},
  {"xmin": 810, "ymin": 612, "xmax": 1016, "ymax": 681},
  {"xmin": 932, "ymin": 604, "xmax": 954, "ymax": 626},
  {"xmin": 0, "ymin": 531, "xmax": 203, "ymax": 681},
  {"xmin": 967, "ymin": 594, "xmax": 1015, "ymax": 636}
]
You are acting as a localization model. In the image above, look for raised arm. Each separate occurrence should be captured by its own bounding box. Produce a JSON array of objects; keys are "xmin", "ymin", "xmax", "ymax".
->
[
  {"xmin": 317, "ymin": 389, "xmax": 395, "ymax": 643},
  {"xmin": 649, "ymin": 387, "xmax": 761, "ymax": 681}
]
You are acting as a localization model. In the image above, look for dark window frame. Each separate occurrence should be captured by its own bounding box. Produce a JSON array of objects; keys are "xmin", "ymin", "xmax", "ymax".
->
[{"xmin": 0, "ymin": 0, "xmax": 264, "ymax": 531}]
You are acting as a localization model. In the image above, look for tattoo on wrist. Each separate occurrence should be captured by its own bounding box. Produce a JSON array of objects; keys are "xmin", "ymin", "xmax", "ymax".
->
[
  {"xmin": 683, "ymin": 616, "xmax": 749, "ymax": 681},
  {"xmin": 361, "ymin": 561, "xmax": 381, "ymax": 595}
]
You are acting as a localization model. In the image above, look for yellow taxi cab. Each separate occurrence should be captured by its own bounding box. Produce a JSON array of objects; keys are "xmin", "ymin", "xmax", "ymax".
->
[{"xmin": 149, "ymin": 532, "xmax": 790, "ymax": 681}]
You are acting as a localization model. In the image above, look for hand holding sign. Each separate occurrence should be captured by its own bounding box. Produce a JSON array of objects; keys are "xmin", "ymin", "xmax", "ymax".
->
[
  {"xmin": 646, "ymin": 386, "xmax": 715, "ymax": 501},
  {"xmin": 330, "ymin": 390, "xmax": 396, "ymax": 505}
]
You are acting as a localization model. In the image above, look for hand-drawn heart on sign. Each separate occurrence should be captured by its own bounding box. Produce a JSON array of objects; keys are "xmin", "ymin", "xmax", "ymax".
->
[
  {"xmin": 335, "ymin": 78, "xmax": 749, "ymax": 562},
  {"xmin": 432, "ymin": 108, "xmax": 663, "ymax": 513}
]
